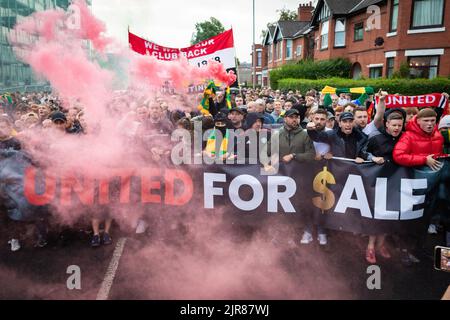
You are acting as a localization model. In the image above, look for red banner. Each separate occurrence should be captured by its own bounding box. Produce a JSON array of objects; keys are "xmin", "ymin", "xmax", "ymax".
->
[
  {"xmin": 376, "ymin": 93, "xmax": 448, "ymax": 109},
  {"xmin": 128, "ymin": 29, "xmax": 235, "ymax": 64}
]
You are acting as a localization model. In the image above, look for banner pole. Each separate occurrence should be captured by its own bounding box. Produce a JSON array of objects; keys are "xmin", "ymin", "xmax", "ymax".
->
[{"xmin": 231, "ymin": 26, "xmax": 241, "ymax": 93}]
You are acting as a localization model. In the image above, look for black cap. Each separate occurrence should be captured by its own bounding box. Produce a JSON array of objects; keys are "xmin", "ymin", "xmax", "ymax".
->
[
  {"xmin": 340, "ymin": 112, "xmax": 354, "ymax": 121},
  {"xmin": 50, "ymin": 111, "xmax": 67, "ymax": 122},
  {"xmin": 214, "ymin": 112, "xmax": 228, "ymax": 122},
  {"xmin": 229, "ymin": 107, "xmax": 244, "ymax": 114},
  {"xmin": 284, "ymin": 109, "xmax": 300, "ymax": 117}
]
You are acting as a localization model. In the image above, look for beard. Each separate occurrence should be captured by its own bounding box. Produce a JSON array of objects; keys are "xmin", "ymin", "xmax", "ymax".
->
[{"xmin": 286, "ymin": 121, "xmax": 299, "ymax": 130}]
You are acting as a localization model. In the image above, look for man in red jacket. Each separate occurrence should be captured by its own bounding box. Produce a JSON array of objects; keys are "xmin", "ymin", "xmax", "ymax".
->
[{"xmin": 393, "ymin": 108, "xmax": 444, "ymax": 171}]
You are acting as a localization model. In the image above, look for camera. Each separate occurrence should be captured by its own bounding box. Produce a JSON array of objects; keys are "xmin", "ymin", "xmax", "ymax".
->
[{"xmin": 434, "ymin": 246, "xmax": 450, "ymax": 272}]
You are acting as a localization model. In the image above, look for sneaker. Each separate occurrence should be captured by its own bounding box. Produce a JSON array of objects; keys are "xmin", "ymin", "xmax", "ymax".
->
[
  {"xmin": 408, "ymin": 252, "xmax": 420, "ymax": 263},
  {"xmin": 300, "ymin": 231, "xmax": 313, "ymax": 244},
  {"xmin": 35, "ymin": 236, "xmax": 48, "ymax": 248},
  {"xmin": 91, "ymin": 234, "xmax": 101, "ymax": 247},
  {"xmin": 102, "ymin": 232, "xmax": 112, "ymax": 245},
  {"xmin": 400, "ymin": 249, "xmax": 413, "ymax": 267},
  {"xmin": 366, "ymin": 248, "xmax": 377, "ymax": 264},
  {"xmin": 399, "ymin": 249, "xmax": 420, "ymax": 266},
  {"xmin": 428, "ymin": 224, "xmax": 437, "ymax": 234},
  {"xmin": 317, "ymin": 233, "xmax": 327, "ymax": 246},
  {"xmin": 135, "ymin": 219, "xmax": 148, "ymax": 234},
  {"xmin": 8, "ymin": 239, "xmax": 21, "ymax": 252}
]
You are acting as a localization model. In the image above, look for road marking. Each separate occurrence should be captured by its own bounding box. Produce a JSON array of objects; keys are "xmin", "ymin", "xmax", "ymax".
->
[{"xmin": 96, "ymin": 237, "xmax": 127, "ymax": 300}]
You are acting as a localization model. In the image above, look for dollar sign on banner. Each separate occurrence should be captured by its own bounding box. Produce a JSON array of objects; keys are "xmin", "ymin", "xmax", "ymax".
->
[{"xmin": 312, "ymin": 167, "xmax": 336, "ymax": 212}]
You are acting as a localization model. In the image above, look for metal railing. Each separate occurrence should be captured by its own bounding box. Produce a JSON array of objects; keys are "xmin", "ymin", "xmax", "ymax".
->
[{"xmin": 1, "ymin": 83, "xmax": 51, "ymax": 93}]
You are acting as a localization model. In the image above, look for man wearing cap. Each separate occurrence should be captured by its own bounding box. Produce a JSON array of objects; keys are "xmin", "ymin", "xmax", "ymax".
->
[
  {"xmin": 326, "ymin": 111, "xmax": 336, "ymax": 130},
  {"xmin": 393, "ymin": 108, "xmax": 444, "ymax": 170},
  {"xmin": 50, "ymin": 111, "xmax": 68, "ymax": 132},
  {"xmin": 263, "ymin": 108, "xmax": 315, "ymax": 166},
  {"xmin": 307, "ymin": 112, "xmax": 370, "ymax": 162},
  {"xmin": 227, "ymin": 107, "xmax": 245, "ymax": 130}
]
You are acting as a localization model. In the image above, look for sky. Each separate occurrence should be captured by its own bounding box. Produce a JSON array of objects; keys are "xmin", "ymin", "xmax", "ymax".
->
[{"xmin": 91, "ymin": 0, "xmax": 318, "ymax": 63}]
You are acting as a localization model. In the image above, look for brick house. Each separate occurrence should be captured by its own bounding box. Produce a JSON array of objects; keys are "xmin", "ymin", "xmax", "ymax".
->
[
  {"xmin": 256, "ymin": 0, "xmax": 450, "ymax": 86},
  {"xmin": 257, "ymin": 2, "xmax": 315, "ymax": 86}
]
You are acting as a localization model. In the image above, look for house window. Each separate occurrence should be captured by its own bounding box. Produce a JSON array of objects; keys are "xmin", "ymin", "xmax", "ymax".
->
[
  {"xmin": 319, "ymin": 3, "xmax": 331, "ymax": 21},
  {"xmin": 334, "ymin": 18, "xmax": 346, "ymax": 47},
  {"xmin": 275, "ymin": 42, "xmax": 280, "ymax": 60},
  {"xmin": 369, "ymin": 67, "xmax": 383, "ymax": 78},
  {"xmin": 286, "ymin": 40, "xmax": 293, "ymax": 59},
  {"xmin": 321, "ymin": 20, "xmax": 329, "ymax": 50},
  {"xmin": 408, "ymin": 56, "xmax": 439, "ymax": 79},
  {"xmin": 275, "ymin": 41, "xmax": 283, "ymax": 60},
  {"xmin": 296, "ymin": 45, "xmax": 302, "ymax": 57},
  {"xmin": 268, "ymin": 45, "xmax": 272, "ymax": 62},
  {"xmin": 257, "ymin": 51, "xmax": 262, "ymax": 66},
  {"xmin": 390, "ymin": 0, "xmax": 399, "ymax": 32},
  {"xmin": 354, "ymin": 22, "xmax": 364, "ymax": 41},
  {"xmin": 257, "ymin": 74, "xmax": 262, "ymax": 85},
  {"xmin": 386, "ymin": 58, "xmax": 395, "ymax": 78},
  {"xmin": 411, "ymin": 0, "xmax": 444, "ymax": 28}
]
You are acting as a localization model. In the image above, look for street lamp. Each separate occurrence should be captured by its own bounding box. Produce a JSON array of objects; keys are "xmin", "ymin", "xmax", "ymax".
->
[{"xmin": 252, "ymin": 0, "xmax": 256, "ymax": 89}]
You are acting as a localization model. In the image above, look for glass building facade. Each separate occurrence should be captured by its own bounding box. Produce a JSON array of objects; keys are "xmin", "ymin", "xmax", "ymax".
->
[{"xmin": 0, "ymin": 0, "xmax": 70, "ymax": 91}]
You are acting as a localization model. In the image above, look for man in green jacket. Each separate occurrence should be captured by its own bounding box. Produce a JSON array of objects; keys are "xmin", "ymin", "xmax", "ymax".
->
[
  {"xmin": 262, "ymin": 108, "xmax": 315, "ymax": 247},
  {"xmin": 264, "ymin": 108, "xmax": 315, "ymax": 167}
]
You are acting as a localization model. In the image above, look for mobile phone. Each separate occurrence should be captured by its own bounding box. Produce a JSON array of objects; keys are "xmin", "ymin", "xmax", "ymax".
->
[{"xmin": 434, "ymin": 246, "xmax": 450, "ymax": 272}]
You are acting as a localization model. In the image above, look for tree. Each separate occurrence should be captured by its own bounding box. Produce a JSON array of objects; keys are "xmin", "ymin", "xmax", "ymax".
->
[
  {"xmin": 277, "ymin": 8, "xmax": 298, "ymax": 21},
  {"xmin": 191, "ymin": 17, "xmax": 225, "ymax": 45},
  {"xmin": 260, "ymin": 22, "xmax": 275, "ymax": 41},
  {"xmin": 260, "ymin": 8, "xmax": 298, "ymax": 40}
]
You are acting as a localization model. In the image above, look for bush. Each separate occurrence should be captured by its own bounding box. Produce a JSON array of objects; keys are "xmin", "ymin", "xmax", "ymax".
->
[
  {"xmin": 269, "ymin": 58, "xmax": 352, "ymax": 89},
  {"xmin": 277, "ymin": 77, "xmax": 450, "ymax": 96},
  {"xmin": 399, "ymin": 62, "xmax": 410, "ymax": 79}
]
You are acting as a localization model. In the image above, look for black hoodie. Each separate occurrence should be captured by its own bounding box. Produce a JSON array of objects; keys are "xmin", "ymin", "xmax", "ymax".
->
[{"xmin": 364, "ymin": 126, "xmax": 402, "ymax": 161}]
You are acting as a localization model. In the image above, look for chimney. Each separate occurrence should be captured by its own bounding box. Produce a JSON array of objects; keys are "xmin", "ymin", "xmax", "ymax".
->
[{"xmin": 298, "ymin": 1, "xmax": 314, "ymax": 22}]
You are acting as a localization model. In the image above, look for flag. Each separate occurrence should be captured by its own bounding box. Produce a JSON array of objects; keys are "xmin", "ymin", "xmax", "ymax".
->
[
  {"xmin": 205, "ymin": 128, "xmax": 229, "ymax": 156},
  {"xmin": 321, "ymin": 86, "xmax": 374, "ymax": 95},
  {"xmin": 225, "ymin": 87, "xmax": 232, "ymax": 110},
  {"xmin": 323, "ymin": 93, "xmax": 332, "ymax": 107},
  {"xmin": 1, "ymin": 93, "xmax": 12, "ymax": 104},
  {"xmin": 358, "ymin": 93, "xmax": 369, "ymax": 106},
  {"xmin": 197, "ymin": 81, "xmax": 218, "ymax": 115}
]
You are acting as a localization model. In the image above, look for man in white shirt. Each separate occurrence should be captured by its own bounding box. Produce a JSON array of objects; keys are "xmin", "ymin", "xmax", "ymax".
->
[{"xmin": 300, "ymin": 108, "xmax": 331, "ymax": 246}]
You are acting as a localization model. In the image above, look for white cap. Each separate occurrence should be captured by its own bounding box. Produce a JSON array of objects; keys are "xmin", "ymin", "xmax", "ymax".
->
[{"xmin": 439, "ymin": 115, "xmax": 450, "ymax": 130}]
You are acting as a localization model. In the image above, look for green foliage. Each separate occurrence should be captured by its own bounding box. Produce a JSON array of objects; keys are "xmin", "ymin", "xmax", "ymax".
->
[
  {"xmin": 191, "ymin": 17, "xmax": 225, "ymax": 45},
  {"xmin": 399, "ymin": 62, "xmax": 410, "ymax": 79},
  {"xmin": 277, "ymin": 8, "xmax": 297, "ymax": 21},
  {"xmin": 269, "ymin": 58, "xmax": 352, "ymax": 89},
  {"xmin": 277, "ymin": 77, "xmax": 450, "ymax": 95}
]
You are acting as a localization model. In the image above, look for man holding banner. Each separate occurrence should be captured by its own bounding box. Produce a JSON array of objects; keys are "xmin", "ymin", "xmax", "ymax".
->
[
  {"xmin": 393, "ymin": 108, "xmax": 444, "ymax": 171},
  {"xmin": 306, "ymin": 112, "xmax": 370, "ymax": 163}
]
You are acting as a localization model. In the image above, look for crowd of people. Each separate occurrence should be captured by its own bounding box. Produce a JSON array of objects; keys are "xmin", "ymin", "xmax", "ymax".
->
[{"xmin": 0, "ymin": 87, "xmax": 449, "ymax": 266}]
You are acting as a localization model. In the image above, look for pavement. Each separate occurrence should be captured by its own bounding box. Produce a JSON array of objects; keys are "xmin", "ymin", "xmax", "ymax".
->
[{"xmin": 0, "ymin": 217, "xmax": 449, "ymax": 300}]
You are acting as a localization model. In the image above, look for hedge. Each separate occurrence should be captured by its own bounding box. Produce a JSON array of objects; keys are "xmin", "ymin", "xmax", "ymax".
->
[
  {"xmin": 277, "ymin": 77, "xmax": 450, "ymax": 96},
  {"xmin": 269, "ymin": 58, "xmax": 352, "ymax": 89}
]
